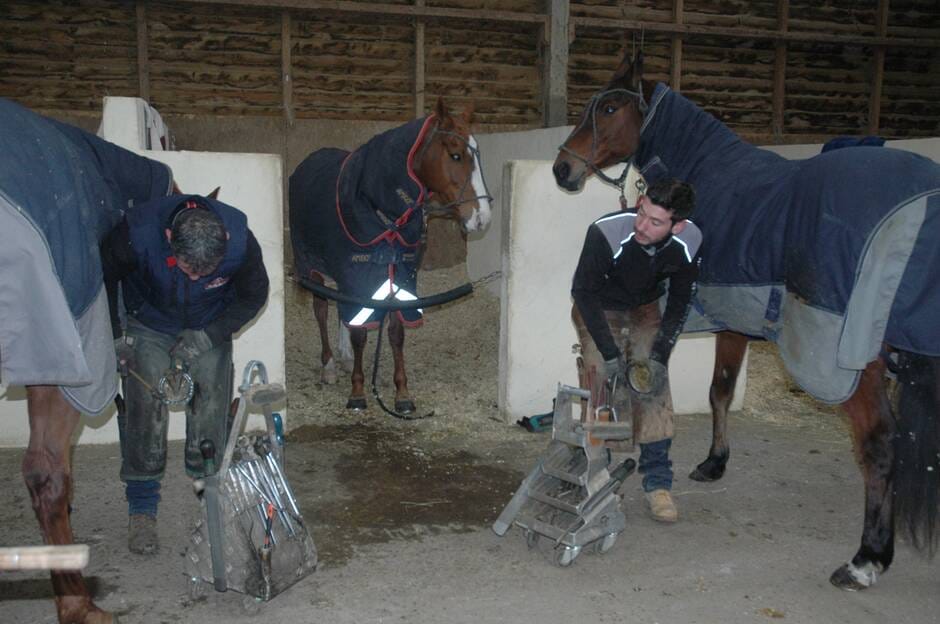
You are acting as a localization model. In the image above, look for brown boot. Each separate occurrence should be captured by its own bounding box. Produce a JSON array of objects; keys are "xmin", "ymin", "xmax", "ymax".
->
[
  {"xmin": 128, "ymin": 514, "xmax": 159, "ymax": 555},
  {"xmin": 645, "ymin": 489, "xmax": 678, "ymax": 523}
]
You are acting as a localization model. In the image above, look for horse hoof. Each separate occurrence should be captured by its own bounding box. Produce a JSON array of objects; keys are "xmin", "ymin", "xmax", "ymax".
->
[
  {"xmin": 394, "ymin": 399, "xmax": 416, "ymax": 414},
  {"xmin": 688, "ymin": 453, "xmax": 728, "ymax": 482},
  {"xmin": 830, "ymin": 561, "xmax": 879, "ymax": 591},
  {"xmin": 346, "ymin": 397, "xmax": 367, "ymax": 411},
  {"xmin": 320, "ymin": 359, "xmax": 337, "ymax": 384}
]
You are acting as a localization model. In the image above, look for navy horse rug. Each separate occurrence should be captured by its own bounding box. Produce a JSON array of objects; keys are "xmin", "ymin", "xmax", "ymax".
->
[
  {"xmin": 0, "ymin": 98, "xmax": 172, "ymax": 413},
  {"xmin": 290, "ymin": 117, "xmax": 433, "ymax": 329},
  {"xmin": 633, "ymin": 84, "xmax": 940, "ymax": 402}
]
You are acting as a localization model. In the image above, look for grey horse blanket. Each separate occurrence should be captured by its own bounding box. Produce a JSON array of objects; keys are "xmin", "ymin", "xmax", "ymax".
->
[
  {"xmin": 289, "ymin": 117, "xmax": 433, "ymax": 328},
  {"xmin": 633, "ymin": 84, "xmax": 940, "ymax": 402},
  {"xmin": 0, "ymin": 98, "xmax": 172, "ymax": 413}
]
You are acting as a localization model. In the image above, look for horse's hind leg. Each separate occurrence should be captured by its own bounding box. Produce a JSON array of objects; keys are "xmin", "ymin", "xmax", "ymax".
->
[
  {"xmin": 690, "ymin": 331, "xmax": 748, "ymax": 482},
  {"xmin": 388, "ymin": 313, "xmax": 415, "ymax": 414},
  {"xmin": 308, "ymin": 274, "xmax": 337, "ymax": 384},
  {"xmin": 346, "ymin": 326, "xmax": 368, "ymax": 410},
  {"xmin": 830, "ymin": 359, "xmax": 895, "ymax": 591},
  {"xmin": 23, "ymin": 386, "xmax": 114, "ymax": 624}
]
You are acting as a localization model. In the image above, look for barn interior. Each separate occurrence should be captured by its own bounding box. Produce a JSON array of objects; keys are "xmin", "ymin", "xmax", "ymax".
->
[{"xmin": 1, "ymin": 1, "xmax": 939, "ymax": 622}]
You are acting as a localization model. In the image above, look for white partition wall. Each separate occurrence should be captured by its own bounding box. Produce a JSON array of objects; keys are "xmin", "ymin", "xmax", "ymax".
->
[
  {"xmin": 496, "ymin": 160, "xmax": 746, "ymax": 423},
  {"xmin": 0, "ymin": 99, "xmax": 284, "ymax": 447}
]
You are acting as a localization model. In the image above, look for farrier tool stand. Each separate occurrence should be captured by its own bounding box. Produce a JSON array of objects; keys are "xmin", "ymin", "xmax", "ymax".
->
[
  {"xmin": 185, "ymin": 360, "xmax": 317, "ymax": 601},
  {"xmin": 493, "ymin": 381, "xmax": 635, "ymax": 567}
]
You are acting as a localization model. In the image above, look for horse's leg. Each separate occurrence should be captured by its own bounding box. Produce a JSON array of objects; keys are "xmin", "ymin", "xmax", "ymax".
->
[
  {"xmin": 388, "ymin": 313, "xmax": 415, "ymax": 414},
  {"xmin": 309, "ymin": 274, "xmax": 337, "ymax": 384},
  {"xmin": 336, "ymin": 320, "xmax": 354, "ymax": 371},
  {"xmin": 346, "ymin": 326, "xmax": 368, "ymax": 410},
  {"xmin": 23, "ymin": 386, "xmax": 114, "ymax": 624},
  {"xmin": 830, "ymin": 359, "xmax": 895, "ymax": 591},
  {"xmin": 689, "ymin": 331, "xmax": 749, "ymax": 482}
]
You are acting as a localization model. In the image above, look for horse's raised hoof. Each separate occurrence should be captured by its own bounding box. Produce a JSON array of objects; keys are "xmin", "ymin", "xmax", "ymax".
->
[
  {"xmin": 394, "ymin": 399, "xmax": 416, "ymax": 414},
  {"xmin": 320, "ymin": 358, "xmax": 337, "ymax": 384},
  {"xmin": 688, "ymin": 452, "xmax": 729, "ymax": 482},
  {"xmin": 829, "ymin": 561, "xmax": 880, "ymax": 591},
  {"xmin": 346, "ymin": 397, "xmax": 367, "ymax": 411}
]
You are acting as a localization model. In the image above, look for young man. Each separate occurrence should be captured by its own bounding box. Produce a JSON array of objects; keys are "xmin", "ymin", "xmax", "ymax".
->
[
  {"xmin": 101, "ymin": 194, "xmax": 269, "ymax": 554},
  {"xmin": 571, "ymin": 178, "xmax": 700, "ymax": 523}
]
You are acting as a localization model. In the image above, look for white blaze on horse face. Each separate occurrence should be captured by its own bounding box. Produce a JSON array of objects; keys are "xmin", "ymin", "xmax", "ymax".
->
[{"xmin": 463, "ymin": 135, "xmax": 491, "ymax": 232}]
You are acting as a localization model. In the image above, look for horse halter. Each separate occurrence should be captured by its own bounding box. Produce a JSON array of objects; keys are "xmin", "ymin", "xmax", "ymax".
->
[
  {"xmin": 558, "ymin": 85, "xmax": 648, "ymax": 201},
  {"xmin": 416, "ymin": 121, "xmax": 493, "ymax": 219}
]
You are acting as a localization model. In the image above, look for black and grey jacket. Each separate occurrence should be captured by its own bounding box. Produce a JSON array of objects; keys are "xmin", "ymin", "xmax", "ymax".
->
[{"xmin": 571, "ymin": 209, "xmax": 702, "ymax": 364}]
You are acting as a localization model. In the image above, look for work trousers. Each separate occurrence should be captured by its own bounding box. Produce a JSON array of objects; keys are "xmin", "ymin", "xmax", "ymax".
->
[{"xmin": 119, "ymin": 317, "xmax": 233, "ymax": 481}]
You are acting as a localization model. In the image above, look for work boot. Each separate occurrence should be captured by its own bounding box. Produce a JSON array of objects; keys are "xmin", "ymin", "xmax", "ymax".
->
[
  {"xmin": 645, "ymin": 489, "xmax": 678, "ymax": 523},
  {"xmin": 128, "ymin": 514, "xmax": 159, "ymax": 555}
]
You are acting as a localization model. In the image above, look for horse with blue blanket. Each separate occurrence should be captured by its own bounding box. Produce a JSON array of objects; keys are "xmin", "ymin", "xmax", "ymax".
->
[
  {"xmin": 289, "ymin": 99, "xmax": 491, "ymax": 415},
  {"xmin": 0, "ymin": 98, "xmax": 174, "ymax": 623},
  {"xmin": 553, "ymin": 52, "xmax": 940, "ymax": 590}
]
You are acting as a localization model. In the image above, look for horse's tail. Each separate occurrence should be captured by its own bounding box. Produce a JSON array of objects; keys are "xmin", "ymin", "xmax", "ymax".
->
[{"xmin": 893, "ymin": 350, "xmax": 940, "ymax": 556}]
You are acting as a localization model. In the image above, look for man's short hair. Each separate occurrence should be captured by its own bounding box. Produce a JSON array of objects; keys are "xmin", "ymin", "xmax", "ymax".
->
[
  {"xmin": 170, "ymin": 206, "xmax": 226, "ymax": 275},
  {"xmin": 645, "ymin": 178, "xmax": 695, "ymax": 222}
]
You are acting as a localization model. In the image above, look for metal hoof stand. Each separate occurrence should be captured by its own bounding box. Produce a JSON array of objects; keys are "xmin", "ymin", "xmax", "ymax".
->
[
  {"xmin": 493, "ymin": 384, "xmax": 635, "ymax": 567},
  {"xmin": 185, "ymin": 361, "xmax": 318, "ymax": 600}
]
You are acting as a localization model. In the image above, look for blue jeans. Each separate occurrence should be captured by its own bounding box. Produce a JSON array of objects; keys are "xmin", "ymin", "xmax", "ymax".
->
[{"xmin": 639, "ymin": 438, "xmax": 673, "ymax": 492}]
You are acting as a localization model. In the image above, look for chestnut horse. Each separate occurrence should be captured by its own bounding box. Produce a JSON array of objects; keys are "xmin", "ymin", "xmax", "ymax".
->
[
  {"xmin": 289, "ymin": 98, "xmax": 491, "ymax": 415},
  {"xmin": 1, "ymin": 98, "xmax": 174, "ymax": 622},
  {"xmin": 554, "ymin": 52, "xmax": 940, "ymax": 590}
]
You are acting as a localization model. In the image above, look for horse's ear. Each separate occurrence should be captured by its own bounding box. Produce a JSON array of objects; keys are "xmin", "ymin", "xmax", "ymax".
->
[
  {"xmin": 207, "ymin": 186, "xmax": 221, "ymax": 200},
  {"xmin": 460, "ymin": 103, "xmax": 475, "ymax": 127},
  {"xmin": 610, "ymin": 48, "xmax": 643, "ymax": 90},
  {"xmin": 436, "ymin": 96, "xmax": 454, "ymax": 130}
]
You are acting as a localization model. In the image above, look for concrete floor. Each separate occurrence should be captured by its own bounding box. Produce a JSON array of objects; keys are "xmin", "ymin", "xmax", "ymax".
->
[{"xmin": 2, "ymin": 406, "xmax": 937, "ymax": 624}]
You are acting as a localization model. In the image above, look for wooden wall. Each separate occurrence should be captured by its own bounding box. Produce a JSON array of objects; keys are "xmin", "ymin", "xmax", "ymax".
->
[{"xmin": 1, "ymin": 0, "xmax": 938, "ymax": 140}]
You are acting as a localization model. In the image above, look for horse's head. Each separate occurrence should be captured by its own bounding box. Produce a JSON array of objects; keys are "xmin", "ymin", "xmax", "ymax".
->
[
  {"xmin": 553, "ymin": 51, "xmax": 649, "ymax": 192},
  {"xmin": 414, "ymin": 98, "xmax": 491, "ymax": 232}
]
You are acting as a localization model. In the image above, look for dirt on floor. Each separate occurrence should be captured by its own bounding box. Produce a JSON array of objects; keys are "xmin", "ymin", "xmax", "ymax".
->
[{"xmin": 2, "ymin": 264, "xmax": 937, "ymax": 624}]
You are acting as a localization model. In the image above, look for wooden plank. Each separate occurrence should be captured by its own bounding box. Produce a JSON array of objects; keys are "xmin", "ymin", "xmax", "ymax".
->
[
  {"xmin": 543, "ymin": 0, "xmax": 569, "ymax": 127},
  {"xmin": 175, "ymin": 0, "xmax": 548, "ymax": 25},
  {"xmin": 0, "ymin": 545, "xmax": 89, "ymax": 571},
  {"xmin": 415, "ymin": 0, "xmax": 425, "ymax": 118},
  {"xmin": 772, "ymin": 0, "xmax": 788, "ymax": 138},
  {"xmin": 136, "ymin": 1, "xmax": 150, "ymax": 101},
  {"xmin": 571, "ymin": 15, "xmax": 940, "ymax": 48},
  {"xmin": 282, "ymin": 11, "xmax": 294, "ymax": 124},
  {"xmin": 669, "ymin": 0, "xmax": 683, "ymax": 91},
  {"xmin": 868, "ymin": 0, "xmax": 889, "ymax": 135}
]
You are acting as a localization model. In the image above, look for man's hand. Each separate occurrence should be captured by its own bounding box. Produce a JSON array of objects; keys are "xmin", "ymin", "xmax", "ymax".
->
[
  {"xmin": 602, "ymin": 354, "xmax": 627, "ymax": 383},
  {"xmin": 170, "ymin": 329, "xmax": 214, "ymax": 364},
  {"xmin": 114, "ymin": 335, "xmax": 136, "ymax": 373},
  {"xmin": 627, "ymin": 358, "xmax": 668, "ymax": 395}
]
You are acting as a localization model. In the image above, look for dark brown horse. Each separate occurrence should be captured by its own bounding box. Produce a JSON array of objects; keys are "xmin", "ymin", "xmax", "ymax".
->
[
  {"xmin": 290, "ymin": 98, "xmax": 490, "ymax": 415},
  {"xmin": 554, "ymin": 52, "xmax": 940, "ymax": 590},
  {"xmin": 1, "ymin": 97, "xmax": 176, "ymax": 622}
]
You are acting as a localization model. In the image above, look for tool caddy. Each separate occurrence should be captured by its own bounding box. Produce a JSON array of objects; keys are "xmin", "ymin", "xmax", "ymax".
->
[{"xmin": 185, "ymin": 360, "xmax": 317, "ymax": 600}]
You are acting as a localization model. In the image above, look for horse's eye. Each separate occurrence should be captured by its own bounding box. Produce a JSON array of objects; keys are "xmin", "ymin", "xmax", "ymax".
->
[
  {"xmin": 603, "ymin": 103, "xmax": 617, "ymax": 115},
  {"xmin": 450, "ymin": 153, "xmax": 462, "ymax": 162}
]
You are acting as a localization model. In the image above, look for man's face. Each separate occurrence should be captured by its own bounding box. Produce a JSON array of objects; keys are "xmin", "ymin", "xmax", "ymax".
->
[{"xmin": 634, "ymin": 195, "xmax": 685, "ymax": 246}]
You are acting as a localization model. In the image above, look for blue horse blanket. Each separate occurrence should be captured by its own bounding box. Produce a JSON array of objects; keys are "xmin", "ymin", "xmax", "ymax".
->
[
  {"xmin": 290, "ymin": 117, "xmax": 434, "ymax": 328},
  {"xmin": 0, "ymin": 98, "xmax": 172, "ymax": 413},
  {"xmin": 633, "ymin": 84, "xmax": 940, "ymax": 402}
]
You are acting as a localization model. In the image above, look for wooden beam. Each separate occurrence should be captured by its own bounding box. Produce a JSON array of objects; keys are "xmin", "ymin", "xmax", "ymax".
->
[
  {"xmin": 542, "ymin": 0, "xmax": 569, "ymax": 127},
  {"xmin": 771, "ymin": 0, "xmax": 788, "ymax": 139},
  {"xmin": 176, "ymin": 0, "xmax": 547, "ymax": 25},
  {"xmin": 414, "ymin": 0, "xmax": 425, "ymax": 118},
  {"xmin": 0, "ymin": 545, "xmax": 89, "ymax": 571},
  {"xmin": 868, "ymin": 0, "xmax": 889, "ymax": 135},
  {"xmin": 135, "ymin": 1, "xmax": 149, "ymax": 102},
  {"xmin": 670, "ymin": 0, "xmax": 683, "ymax": 91},
  {"xmin": 571, "ymin": 15, "xmax": 940, "ymax": 49},
  {"xmin": 281, "ymin": 11, "xmax": 294, "ymax": 125}
]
